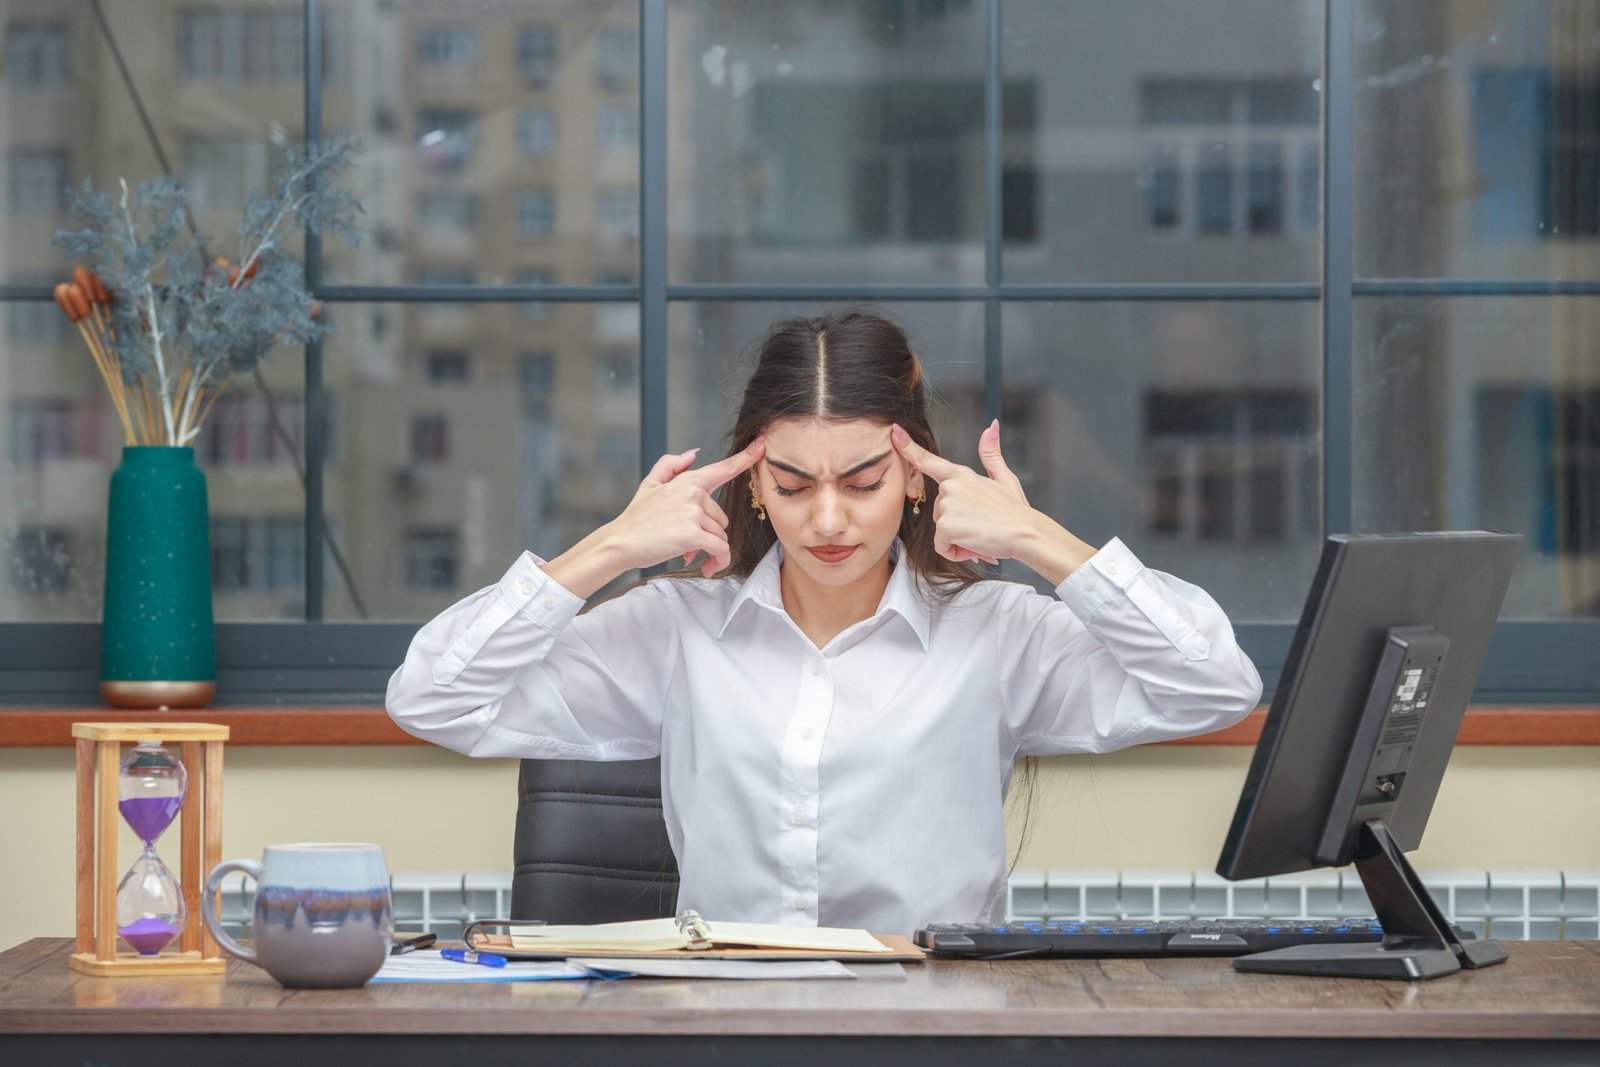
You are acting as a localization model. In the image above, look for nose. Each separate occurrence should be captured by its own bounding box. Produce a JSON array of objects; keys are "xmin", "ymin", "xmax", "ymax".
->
[{"xmin": 811, "ymin": 485, "xmax": 848, "ymax": 539}]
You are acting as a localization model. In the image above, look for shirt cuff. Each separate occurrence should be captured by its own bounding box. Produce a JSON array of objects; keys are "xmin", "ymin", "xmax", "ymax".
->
[
  {"xmin": 1055, "ymin": 536, "xmax": 1143, "ymax": 619},
  {"xmin": 496, "ymin": 551, "xmax": 585, "ymax": 632}
]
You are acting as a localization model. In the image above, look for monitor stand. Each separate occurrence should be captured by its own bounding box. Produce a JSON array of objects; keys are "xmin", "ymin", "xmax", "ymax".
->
[{"xmin": 1234, "ymin": 819, "xmax": 1508, "ymax": 980}]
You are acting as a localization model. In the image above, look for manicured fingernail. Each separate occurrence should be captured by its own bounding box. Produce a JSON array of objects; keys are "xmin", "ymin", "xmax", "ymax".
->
[
  {"xmin": 891, "ymin": 424, "xmax": 908, "ymax": 443},
  {"xmin": 681, "ymin": 447, "xmax": 700, "ymax": 459},
  {"xmin": 752, "ymin": 434, "xmax": 766, "ymax": 449}
]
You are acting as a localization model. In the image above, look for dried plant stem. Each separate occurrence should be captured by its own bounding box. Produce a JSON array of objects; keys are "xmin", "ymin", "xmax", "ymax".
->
[{"xmin": 74, "ymin": 321, "xmax": 135, "ymax": 445}]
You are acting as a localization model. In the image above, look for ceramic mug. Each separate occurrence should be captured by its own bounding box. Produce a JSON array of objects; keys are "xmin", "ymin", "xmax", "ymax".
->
[{"xmin": 202, "ymin": 842, "xmax": 393, "ymax": 988}]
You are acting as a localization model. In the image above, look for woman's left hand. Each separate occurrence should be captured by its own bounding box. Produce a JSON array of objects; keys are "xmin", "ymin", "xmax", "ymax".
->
[
  {"xmin": 890, "ymin": 420, "xmax": 1030, "ymax": 565},
  {"xmin": 891, "ymin": 420, "xmax": 1098, "ymax": 583}
]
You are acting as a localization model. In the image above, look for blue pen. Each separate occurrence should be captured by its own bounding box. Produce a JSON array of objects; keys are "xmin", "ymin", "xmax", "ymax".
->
[{"xmin": 440, "ymin": 948, "xmax": 507, "ymax": 968}]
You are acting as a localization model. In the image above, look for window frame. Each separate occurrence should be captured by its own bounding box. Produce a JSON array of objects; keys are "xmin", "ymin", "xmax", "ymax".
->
[{"xmin": 0, "ymin": 0, "xmax": 1596, "ymax": 713}]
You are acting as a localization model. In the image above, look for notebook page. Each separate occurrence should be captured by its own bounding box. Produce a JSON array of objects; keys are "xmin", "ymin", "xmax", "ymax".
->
[
  {"xmin": 509, "ymin": 918, "xmax": 689, "ymax": 952},
  {"xmin": 703, "ymin": 922, "xmax": 892, "ymax": 953}
]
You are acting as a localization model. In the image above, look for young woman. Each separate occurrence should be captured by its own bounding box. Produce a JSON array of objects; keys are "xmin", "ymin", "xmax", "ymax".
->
[{"xmin": 386, "ymin": 307, "xmax": 1261, "ymax": 936}]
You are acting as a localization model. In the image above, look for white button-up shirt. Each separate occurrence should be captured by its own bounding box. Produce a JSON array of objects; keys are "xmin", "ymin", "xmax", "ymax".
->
[{"xmin": 386, "ymin": 537, "xmax": 1261, "ymax": 935}]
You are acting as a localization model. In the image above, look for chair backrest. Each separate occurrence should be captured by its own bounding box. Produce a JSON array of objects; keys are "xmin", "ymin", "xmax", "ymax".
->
[{"xmin": 511, "ymin": 757, "xmax": 679, "ymax": 924}]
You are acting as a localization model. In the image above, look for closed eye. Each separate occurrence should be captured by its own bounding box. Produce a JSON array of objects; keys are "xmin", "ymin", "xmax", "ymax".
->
[{"xmin": 773, "ymin": 477, "xmax": 887, "ymax": 497}]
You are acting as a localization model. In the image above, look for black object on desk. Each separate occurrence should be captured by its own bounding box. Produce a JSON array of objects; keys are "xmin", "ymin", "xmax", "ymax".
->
[
  {"xmin": 390, "ymin": 931, "xmax": 437, "ymax": 955},
  {"xmin": 1216, "ymin": 530, "xmax": 1521, "ymax": 980}
]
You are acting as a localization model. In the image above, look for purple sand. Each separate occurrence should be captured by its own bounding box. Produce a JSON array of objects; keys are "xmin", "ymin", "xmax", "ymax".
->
[
  {"xmin": 119, "ymin": 795, "xmax": 182, "ymax": 842},
  {"xmin": 118, "ymin": 916, "xmax": 180, "ymax": 956}
]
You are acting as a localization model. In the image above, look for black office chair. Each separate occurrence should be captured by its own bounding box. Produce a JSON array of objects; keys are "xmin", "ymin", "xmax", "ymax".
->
[{"xmin": 510, "ymin": 757, "xmax": 679, "ymax": 924}]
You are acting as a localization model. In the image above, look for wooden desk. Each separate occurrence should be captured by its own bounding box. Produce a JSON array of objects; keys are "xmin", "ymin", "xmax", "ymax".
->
[{"xmin": 1, "ymin": 938, "xmax": 1596, "ymax": 1066}]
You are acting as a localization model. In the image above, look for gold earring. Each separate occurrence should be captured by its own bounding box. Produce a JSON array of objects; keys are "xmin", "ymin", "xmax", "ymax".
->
[
  {"xmin": 911, "ymin": 486, "xmax": 926, "ymax": 516},
  {"xmin": 750, "ymin": 477, "xmax": 766, "ymax": 522}
]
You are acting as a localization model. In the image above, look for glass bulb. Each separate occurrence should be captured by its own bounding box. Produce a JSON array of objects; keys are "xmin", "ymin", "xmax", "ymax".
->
[
  {"xmin": 118, "ymin": 741, "xmax": 186, "ymax": 845},
  {"xmin": 115, "ymin": 845, "xmax": 187, "ymax": 956}
]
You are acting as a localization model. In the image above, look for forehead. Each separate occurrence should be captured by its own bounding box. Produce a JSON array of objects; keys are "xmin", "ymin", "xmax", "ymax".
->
[{"xmin": 761, "ymin": 417, "xmax": 893, "ymax": 474}]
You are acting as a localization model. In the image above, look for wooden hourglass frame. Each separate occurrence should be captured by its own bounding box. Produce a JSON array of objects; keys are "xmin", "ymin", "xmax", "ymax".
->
[{"xmin": 70, "ymin": 722, "xmax": 229, "ymax": 976}]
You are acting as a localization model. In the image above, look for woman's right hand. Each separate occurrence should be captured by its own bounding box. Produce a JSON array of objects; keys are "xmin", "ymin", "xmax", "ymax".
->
[
  {"xmin": 543, "ymin": 436, "xmax": 765, "ymax": 598},
  {"xmin": 607, "ymin": 436, "xmax": 766, "ymax": 577}
]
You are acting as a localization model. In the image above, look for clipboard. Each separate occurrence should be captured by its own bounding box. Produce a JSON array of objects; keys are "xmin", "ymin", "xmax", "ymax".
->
[{"xmin": 462, "ymin": 917, "xmax": 926, "ymax": 963}]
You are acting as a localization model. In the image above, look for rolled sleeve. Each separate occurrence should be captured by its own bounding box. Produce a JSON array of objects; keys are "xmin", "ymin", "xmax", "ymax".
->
[
  {"xmin": 1001, "ymin": 538, "xmax": 1262, "ymax": 756},
  {"xmin": 387, "ymin": 554, "xmax": 673, "ymax": 760}
]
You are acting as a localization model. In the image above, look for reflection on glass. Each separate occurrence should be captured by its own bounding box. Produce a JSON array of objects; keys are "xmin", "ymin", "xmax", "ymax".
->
[
  {"xmin": 1354, "ymin": 297, "xmax": 1599, "ymax": 617},
  {"xmin": 1355, "ymin": 0, "xmax": 1600, "ymax": 279},
  {"xmin": 1002, "ymin": 302, "xmax": 1321, "ymax": 620},
  {"xmin": 1001, "ymin": 0, "xmax": 1322, "ymax": 284},
  {"xmin": 670, "ymin": 0, "xmax": 988, "ymax": 285},
  {"xmin": 1, "ymin": 1, "xmax": 306, "ymax": 622},
  {"xmin": 322, "ymin": 0, "xmax": 638, "ymax": 286},
  {"xmin": 321, "ymin": 304, "xmax": 640, "ymax": 621},
  {"xmin": 667, "ymin": 302, "xmax": 986, "ymax": 470}
]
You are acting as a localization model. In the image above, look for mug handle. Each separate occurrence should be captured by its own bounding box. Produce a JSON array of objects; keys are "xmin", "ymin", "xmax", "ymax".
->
[{"xmin": 202, "ymin": 859, "xmax": 262, "ymax": 963}]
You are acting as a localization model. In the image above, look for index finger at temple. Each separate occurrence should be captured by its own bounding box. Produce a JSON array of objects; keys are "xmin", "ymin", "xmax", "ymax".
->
[
  {"xmin": 890, "ymin": 424, "xmax": 958, "ymax": 483},
  {"xmin": 687, "ymin": 435, "xmax": 766, "ymax": 491}
]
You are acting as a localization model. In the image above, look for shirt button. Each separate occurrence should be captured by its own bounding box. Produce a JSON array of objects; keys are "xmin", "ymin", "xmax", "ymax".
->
[
  {"xmin": 793, "ymin": 896, "xmax": 808, "ymax": 911},
  {"xmin": 810, "ymin": 660, "xmax": 823, "ymax": 675},
  {"xmin": 800, "ymin": 727, "xmax": 814, "ymax": 741},
  {"xmin": 1105, "ymin": 563, "xmax": 1118, "ymax": 576},
  {"xmin": 792, "ymin": 809, "xmax": 807, "ymax": 825},
  {"xmin": 543, "ymin": 596, "xmax": 556, "ymax": 609},
  {"xmin": 518, "ymin": 579, "xmax": 534, "ymax": 596},
  {"xmin": 1083, "ymin": 577, "xmax": 1098, "ymax": 593}
]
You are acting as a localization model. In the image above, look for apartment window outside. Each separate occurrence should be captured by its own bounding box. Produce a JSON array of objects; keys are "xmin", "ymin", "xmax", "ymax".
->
[
  {"xmin": 8, "ymin": 148, "xmax": 68, "ymax": 215},
  {"xmin": 416, "ymin": 108, "xmax": 477, "ymax": 171},
  {"xmin": 517, "ymin": 108, "xmax": 557, "ymax": 156},
  {"xmin": 1144, "ymin": 389, "xmax": 1317, "ymax": 544},
  {"xmin": 595, "ymin": 351, "xmax": 637, "ymax": 391},
  {"xmin": 211, "ymin": 517, "xmax": 303, "ymax": 593},
  {"xmin": 594, "ymin": 26, "xmax": 634, "ymax": 91},
  {"xmin": 404, "ymin": 528, "xmax": 459, "ymax": 590},
  {"xmin": 595, "ymin": 187, "xmax": 638, "ymax": 243},
  {"xmin": 5, "ymin": 19, "xmax": 69, "ymax": 86},
  {"xmin": 7, "ymin": 527, "xmax": 72, "ymax": 595},
  {"xmin": 7, "ymin": 289, "xmax": 66, "ymax": 344},
  {"xmin": 8, "ymin": 399, "xmax": 96, "ymax": 464},
  {"xmin": 516, "ymin": 268, "xmax": 556, "ymax": 319},
  {"xmin": 517, "ymin": 25, "xmax": 556, "ymax": 88},
  {"xmin": 1140, "ymin": 78, "xmax": 1320, "ymax": 238},
  {"xmin": 597, "ymin": 107, "xmax": 638, "ymax": 152},
  {"xmin": 198, "ymin": 392, "xmax": 306, "ymax": 467},
  {"xmin": 178, "ymin": 8, "xmax": 301, "ymax": 82},
  {"xmin": 415, "ymin": 265, "xmax": 474, "ymax": 287},
  {"xmin": 182, "ymin": 135, "xmax": 271, "ymax": 214},
  {"xmin": 410, "ymin": 414, "xmax": 449, "ymax": 464},
  {"xmin": 417, "ymin": 189, "xmax": 477, "ymax": 231},
  {"xmin": 424, "ymin": 351, "xmax": 472, "ymax": 384},
  {"xmin": 416, "ymin": 23, "xmax": 476, "ymax": 67},
  {"xmin": 518, "ymin": 188, "xmax": 555, "ymax": 238}
]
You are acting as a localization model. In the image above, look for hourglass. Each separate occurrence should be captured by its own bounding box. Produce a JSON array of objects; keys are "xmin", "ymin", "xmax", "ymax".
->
[{"xmin": 70, "ymin": 722, "xmax": 228, "ymax": 977}]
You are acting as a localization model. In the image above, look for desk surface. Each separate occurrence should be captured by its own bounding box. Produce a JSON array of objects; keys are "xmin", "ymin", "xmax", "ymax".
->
[{"xmin": 1, "ymin": 937, "xmax": 1597, "ymax": 1042}]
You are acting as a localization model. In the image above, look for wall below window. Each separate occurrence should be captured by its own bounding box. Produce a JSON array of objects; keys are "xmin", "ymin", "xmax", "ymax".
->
[{"xmin": 0, "ymin": 744, "xmax": 1594, "ymax": 953}]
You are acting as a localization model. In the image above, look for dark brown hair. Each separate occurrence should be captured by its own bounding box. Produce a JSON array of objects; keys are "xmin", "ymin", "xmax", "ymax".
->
[{"xmin": 708, "ymin": 305, "xmax": 983, "ymax": 601}]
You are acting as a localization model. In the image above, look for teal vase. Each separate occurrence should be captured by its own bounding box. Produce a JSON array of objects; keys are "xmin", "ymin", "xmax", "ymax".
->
[{"xmin": 100, "ymin": 446, "xmax": 217, "ymax": 709}]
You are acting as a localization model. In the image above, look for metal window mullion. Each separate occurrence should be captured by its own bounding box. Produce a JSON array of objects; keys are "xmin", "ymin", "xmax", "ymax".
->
[
  {"xmin": 303, "ymin": 0, "xmax": 325, "ymax": 619},
  {"xmin": 639, "ymin": 0, "xmax": 667, "ymax": 476},
  {"xmin": 984, "ymin": 0, "xmax": 1002, "ymax": 424},
  {"xmin": 1322, "ymin": 0, "xmax": 1355, "ymax": 536}
]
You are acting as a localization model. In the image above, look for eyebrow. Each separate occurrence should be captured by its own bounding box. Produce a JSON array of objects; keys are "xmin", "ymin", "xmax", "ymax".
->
[{"xmin": 766, "ymin": 450, "xmax": 892, "ymax": 481}]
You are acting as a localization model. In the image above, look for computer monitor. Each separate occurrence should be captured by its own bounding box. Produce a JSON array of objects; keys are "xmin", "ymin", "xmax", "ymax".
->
[{"xmin": 1216, "ymin": 530, "xmax": 1522, "ymax": 980}]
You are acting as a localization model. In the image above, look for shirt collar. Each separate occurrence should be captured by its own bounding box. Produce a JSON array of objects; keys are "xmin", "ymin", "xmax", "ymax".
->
[{"xmin": 717, "ymin": 539, "xmax": 931, "ymax": 651}]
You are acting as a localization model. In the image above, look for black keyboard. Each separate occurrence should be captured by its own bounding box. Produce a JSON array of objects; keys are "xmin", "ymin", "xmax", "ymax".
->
[{"xmin": 914, "ymin": 918, "xmax": 1391, "ymax": 958}]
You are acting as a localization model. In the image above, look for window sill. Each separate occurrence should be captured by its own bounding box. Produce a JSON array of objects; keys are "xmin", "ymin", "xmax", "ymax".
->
[{"xmin": 1, "ymin": 706, "xmax": 1598, "ymax": 747}]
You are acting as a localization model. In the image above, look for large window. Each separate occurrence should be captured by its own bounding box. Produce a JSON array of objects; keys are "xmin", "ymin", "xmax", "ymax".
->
[{"xmin": 0, "ymin": 0, "xmax": 1594, "ymax": 704}]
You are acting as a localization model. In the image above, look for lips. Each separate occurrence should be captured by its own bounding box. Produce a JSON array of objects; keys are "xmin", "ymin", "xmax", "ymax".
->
[{"xmin": 806, "ymin": 545, "xmax": 859, "ymax": 563}]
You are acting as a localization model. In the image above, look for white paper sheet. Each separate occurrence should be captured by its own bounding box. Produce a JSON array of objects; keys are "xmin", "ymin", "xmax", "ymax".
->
[{"xmin": 567, "ymin": 957, "xmax": 855, "ymax": 980}]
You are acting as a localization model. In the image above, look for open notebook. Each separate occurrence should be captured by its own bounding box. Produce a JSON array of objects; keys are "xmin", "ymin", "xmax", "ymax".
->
[{"xmin": 463, "ymin": 912, "xmax": 924, "ymax": 962}]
